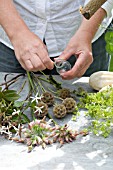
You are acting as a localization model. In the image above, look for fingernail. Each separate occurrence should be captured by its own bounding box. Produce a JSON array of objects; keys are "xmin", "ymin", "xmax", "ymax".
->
[{"xmin": 60, "ymin": 73, "xmax": 65, "ymax": 77}]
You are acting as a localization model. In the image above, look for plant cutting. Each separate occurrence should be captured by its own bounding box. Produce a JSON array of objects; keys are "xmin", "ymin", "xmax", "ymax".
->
[
  {"xmin": 80, "ymin": 0, "xmax": 107, "ymax": 19},
  {"xmin": 1, "ymin": 70, "xmax": 113, "ymax": 152},
  {"xmin": 0, "ymin": 72, "xmax": 85, "ymax": 152}
]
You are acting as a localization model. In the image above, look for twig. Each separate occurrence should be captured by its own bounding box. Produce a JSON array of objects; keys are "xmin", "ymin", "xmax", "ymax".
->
[
  {"xmin": 80, "ymin": 0, "xmax": 107, "ymax": 19},
  {"xmin": 0, "ymin": 73, "xmax": 25, "ymax": 86},
  {"xmin": 18, "ymin": 80, "xmax": 27, "ymax": 94}
]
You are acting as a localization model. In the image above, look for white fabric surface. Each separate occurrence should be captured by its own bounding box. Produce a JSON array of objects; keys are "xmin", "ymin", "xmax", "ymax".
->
[{"xmin": 0, "ymin": 0, "xmax": 113, "ymax": 57}]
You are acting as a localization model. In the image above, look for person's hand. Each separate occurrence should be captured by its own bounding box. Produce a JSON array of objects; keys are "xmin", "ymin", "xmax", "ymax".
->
[
  {"xmin": 12, "ymin": 29, "xmax": 54, "ymax": 72},
  {"xmin": 55, "ymin": 31, "xmax": 93, "ymax": 79}
]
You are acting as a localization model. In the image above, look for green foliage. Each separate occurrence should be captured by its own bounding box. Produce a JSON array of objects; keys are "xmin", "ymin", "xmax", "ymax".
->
[
  {"xmin": 79, "ymin": 87, "xmax": 113, "ymax": 137},
  {"xmin": 0, "ymin": 86, "xmax": 30, "ymax": 127},
  {"xmin": 0, "ymin": 90, "xmax": 20, "ymax": 102},
  {"xmin": 110, "ymin": 56, "xmax": 113, "ymax": 71},
  {"xmin": 105, "ymin": 30, "xmax": 113, "ymax": 71},
  {"xmin": 14, "ymin": 101, "xmax": 25, "ymax": 108}
]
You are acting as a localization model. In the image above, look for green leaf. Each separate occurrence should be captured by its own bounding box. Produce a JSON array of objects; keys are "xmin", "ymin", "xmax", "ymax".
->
[
  {"xmin": 12, "ymin": 114, "xmax": 19, "ymax": 121},
  {"xmin": 3, "ymin": 90, "xmax": 20, "ymax": 101},
  {"xmin": 3, "ymin": 90, "xmax": 18, "ymax": 95},
  {"xmin": 106, "ymin": 43, "xmax": 113, "ymax": 55},
  {"xmin": 14, "ymin": 101, "xmax": 24, "ymax": 108},
  {"xmin": 21, "ymin": 113, "xmax": 30, "ymax": 123},
  {"xmin": 0, "ymin": 91, "xmax": 3, "ymax": 100},
  {"xmin": 105, "ymin": 31, "xmax": 113, "ymax": 42}
]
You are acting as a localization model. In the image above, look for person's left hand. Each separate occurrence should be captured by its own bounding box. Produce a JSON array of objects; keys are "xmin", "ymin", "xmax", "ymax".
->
[{"xmin": 55, "ymin": 31, "xmax": 93, "ymax": 79}]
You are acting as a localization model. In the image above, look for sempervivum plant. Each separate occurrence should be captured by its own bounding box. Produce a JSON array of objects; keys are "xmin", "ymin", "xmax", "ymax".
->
[{"xmin": 23, "ymin": 118, "xmax": 87, "ymax": 152}]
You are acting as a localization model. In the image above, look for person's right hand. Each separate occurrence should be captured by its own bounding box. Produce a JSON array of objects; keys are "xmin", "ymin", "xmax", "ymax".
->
[{"xmin": 11, "ymin": 29, "xmax": 54, "ymax": 72}]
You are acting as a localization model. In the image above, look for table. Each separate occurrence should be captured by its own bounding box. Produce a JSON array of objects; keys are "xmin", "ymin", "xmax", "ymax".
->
[{"xmin": 0, "ymin": 73, "xmax": 113, "ymax": 170}]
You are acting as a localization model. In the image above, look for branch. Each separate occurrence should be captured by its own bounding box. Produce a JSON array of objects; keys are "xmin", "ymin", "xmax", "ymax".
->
[{"xmin": 80, "ymin": 0, "xmax": 107, "ymax": 19}]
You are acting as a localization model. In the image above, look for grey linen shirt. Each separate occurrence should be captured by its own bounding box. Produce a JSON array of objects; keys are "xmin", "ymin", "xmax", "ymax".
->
[{"xmin": 0, "ymin": 0, "xmax": 113, "ymax": 57}]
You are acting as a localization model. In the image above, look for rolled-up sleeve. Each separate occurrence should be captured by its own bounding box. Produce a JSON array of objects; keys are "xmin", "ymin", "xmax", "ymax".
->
[
  {"xmin": 91, "ymin": 0, "xmax": 113, "ymax": 42},
  {"xmin": 102, "ymin": 0, "xmax": 113, "ymax": 17}
]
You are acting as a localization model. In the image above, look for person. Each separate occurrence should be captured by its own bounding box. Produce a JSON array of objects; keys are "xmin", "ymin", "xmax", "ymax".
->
[{"xmin": 0, "ymin": 0, "xmax": 113, "ymax": 80}]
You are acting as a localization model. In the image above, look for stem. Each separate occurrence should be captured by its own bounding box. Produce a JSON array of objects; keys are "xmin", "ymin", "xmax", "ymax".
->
[
  {"xmin": 27, "ymin": 71, "xmax": 36, "ymax": 93},
  {"xmin": 34, "ymin": 72, "xmax": 62, "ymax": 90},
  {"xmin": 47, "ymin": 113, "xmax": 58, "ymax": 125},
  {"xmin": 20, "ymin": 103, "xmax": 29, "ymax": 113},
  {"xmin": 27, "ymin": 71, "xmax": 36, "ymax": 120},
  {"xmin": 39, "ymin": 76, "xmax": 58, "ymax": 89},
  {"xmin": 4, "ymin": 101, "xmax": 13, "ymax": 114},
  {"xmin": 39, "ymin": 70, "xmax": 48, "ymax": 79},
  {"xmin": 47, "ymin": 87, "xmax": 57, "ymax": 94},
  {"xmin": 0, "ymin": 73, "xmax": 25, "ymax": 86},
  {"xmin": 38, "ymin": 79, "xmax": 45, "ymax": 93},
  {"xmin": 31, "ymin": 72, "xmax": 46, "ymax": 93},
  {"xmin": 25, "ymin": 90, "xmax": 32, "ymax": 101},
  {"xmin": 48, "ymin": 75, "xmax": 62, "ymax": 90},
  {"xmin": 39, "ymin": 71, "xmax": 62, "ymax": 89},
  {"xmin": 31, "ymin": 107, "xmax": 36, "ymax": 121},
  {"xmin": 3, "ymin": 75, "xmax": 26, "ymax": 91},
  {"xmin": 18, "ymin": 80, "xmax": 27, "ymax": 94},
  {"xmin": 3, "ymin": 79, "xmax": 18, "ymax": 91},
  {"xmin": 54, "ymin": 95, "xmax": 63, "ymax": 101},
  {"xmin": 38, "ymin": 77, "xmax": 50, "ymax": 84},
  {"xmin": 32, "ymin": 80, "xmax": 40, "ymax": 96}
]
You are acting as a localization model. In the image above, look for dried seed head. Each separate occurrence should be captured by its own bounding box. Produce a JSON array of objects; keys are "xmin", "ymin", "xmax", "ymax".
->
[
  {"xmin": 62, "ymin": 98, "xmax": 76, "ymax": 113},
  {"xmin": 35, "ymin": 101, "xmax": 48, "ymax": 118},
  {"xmin": 53, "ymin": 104, "xmax": 67, "ymax": 118},
  {"xmin": 58, "ymin": 88, "xmax": 71, "ymax": 99},
  {"xmin": 41, "ymin": 91, "xmax": 54, "ymax": 106}
]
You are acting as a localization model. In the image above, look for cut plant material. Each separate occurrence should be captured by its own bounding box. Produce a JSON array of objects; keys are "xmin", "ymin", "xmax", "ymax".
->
[
  {"xmin": 57, "ymin": 88, "xmax": 71, "ymax": 99},
  {"xmin": 1, "ymin": 71, "xmax": 113, "ymax": 152},
  {"xmin": 80, "ymin": 0, "xmax": 107, "ymax": 19},
  {"xmin": 41, "ymin": 91, "xmax": 54, "ymax": 106},
  {"xmin": 34, "ymin": 101, "xmax": 48, "ymax": 118},
  {"xmin": 62, "ymin": 97, "xmax": 77, "ymax": 113},
  {"xmin": 53, "ymin": 103, "xmax": 67, "ymax": 118},
  {"xmin": 23, "ymin": 118, "xmax": 87, "ymax": 152}
]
